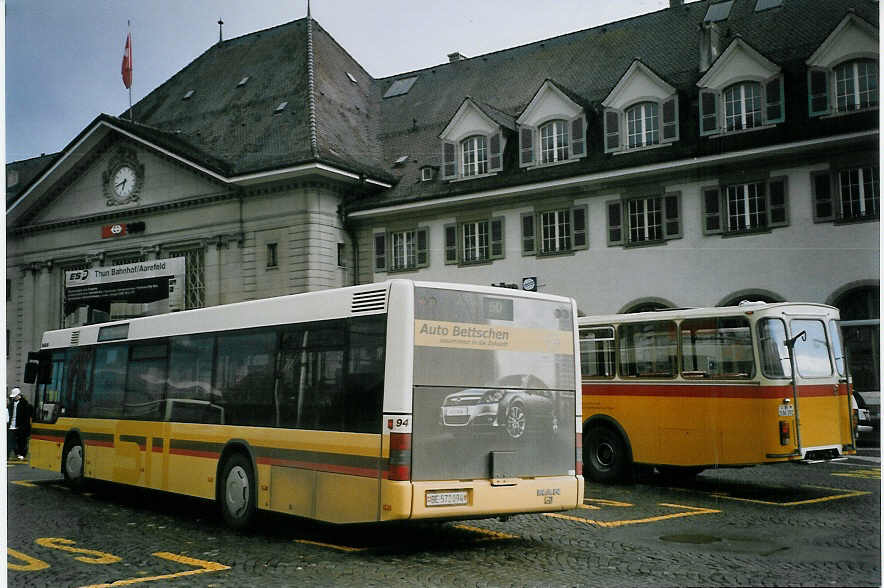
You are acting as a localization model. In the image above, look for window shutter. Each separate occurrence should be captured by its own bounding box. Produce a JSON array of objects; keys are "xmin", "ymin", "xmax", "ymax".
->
[
  {"xmin": 700, "ymin": 91, "xmax": 718, "ymax": 136},
  {"xmin": 767, "ymin": 177, "xmax": 788, "ymax": 228},
  {"xmin": 765, "ymin": 76, "xmax": 785, "ymax": 123},
  {"xmin": 521, "ymin": 212, "xmax": 536, "ymax": 255},
  {"xmin": 489, "ymin": 132, "xmax": 503, "ymax": 172},
  {"xmin": 606, "ymin": 200, "xmax": 624, "ymax": 246},
  {"xmin": 811, "ymin": 170, "xmax": 834, "ymax": 222},
  {"xmin": 442, "ymin": 141, "xmax": 457, "ymax": 179},
  {"xmin": 572, "ymin": 205, "xmax": 588, "ymax": 250},
  {"xmin": 702, "ymin": 187, "xmax": 723, "ymax": 234},
  {"xmin": 519, "ymin": 127, "xmax": 534, "ymax": 167},
  {"xmin": 662, "ymin": 97, "xmax": 679, "ymax": 142},
  {"xmin": 663, "ymin": 192, "xmax": 682, "ymax": 239},
  {"xmin": 490, "ymin": 217, "xmax": 505, "ymax": 259},
  {"xmin": 444, "ymin": 224, "xmax": 458, "ymax": 264},
  {"xmin": 416, "ymin": 227, "xmax": 429, "ymax": 267},
  {"xmin": 604, "ymin": 110, "xmax": 620, "ymax": 152},
  {"xmin": 374, "ymin": 233, "xmax": 387, "ymax": 271},
  {"xmin": 808, "ymin": 69, "xmax": 830, "ymax": 117},
  {"xmin": 570, "ymin": 115, "xmax": 586, "ymax": 157}
]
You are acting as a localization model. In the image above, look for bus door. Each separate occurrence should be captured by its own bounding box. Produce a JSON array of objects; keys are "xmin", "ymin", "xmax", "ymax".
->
[{"xmin": 787, "ymin": 319, "xmax": 846, "ymax": 457}]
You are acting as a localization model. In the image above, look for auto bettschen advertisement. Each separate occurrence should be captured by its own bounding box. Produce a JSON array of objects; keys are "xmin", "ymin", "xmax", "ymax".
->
[{"xmin": 411, "ymin": 287, "xmax": 577, "ymax": 482}]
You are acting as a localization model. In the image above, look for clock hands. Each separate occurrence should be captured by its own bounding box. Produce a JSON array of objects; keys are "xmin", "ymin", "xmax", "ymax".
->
[{"xmin": 115, "ymin": 178, "xmax": 127, "ymax": 190}]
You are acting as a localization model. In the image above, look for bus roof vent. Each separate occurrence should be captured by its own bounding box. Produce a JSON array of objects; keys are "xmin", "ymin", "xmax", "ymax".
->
[
  {"xmin": 70, "ymin": 330, "xmax": 80, "ymax": 346},
  {"xmin": 352, "ymin": 289, "xmax": 387, "ymax": 313}
]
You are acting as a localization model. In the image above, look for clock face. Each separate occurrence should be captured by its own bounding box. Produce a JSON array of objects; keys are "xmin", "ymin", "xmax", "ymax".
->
[{"xmin": 112, "ymin": 166, "xmax": 137, "ymax": 199}]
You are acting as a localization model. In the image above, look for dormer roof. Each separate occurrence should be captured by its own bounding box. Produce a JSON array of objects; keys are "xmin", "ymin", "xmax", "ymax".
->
[
  {"xmin": 697, "ymin": 37, "xmax": 781, "ymax": 89},
  {"xmin": 806, "ymin": 12, "xmax": 878, "ymax": 68},
  {"xmin": 602, "ymin": 60, "xmax": 676, "ymax": 110}
]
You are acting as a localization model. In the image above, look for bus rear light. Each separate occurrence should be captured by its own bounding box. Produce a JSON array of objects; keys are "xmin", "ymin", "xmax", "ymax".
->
[
  {"xmin": 575, "ymin": 431, "xmax": 583, "ymax": 475},
  {"xmin": 779, "ymin": 421, "xmax": 791, "ymax": 445},
  {"xmin": 388, "ymin": 432, "xmax": 412, "ymax": 481}
]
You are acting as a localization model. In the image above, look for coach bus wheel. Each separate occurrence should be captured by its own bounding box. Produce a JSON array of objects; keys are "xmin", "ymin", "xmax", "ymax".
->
[
  {"xmin": 219, "ymin": 453, "xmax": 257, "ymax": 530},
  {"xmin": 585, "ymin": 426, "xmax": 630, "ymax": 483},
  {"xmin": 61, "ymin": 438, "xmax": 86, "ymax": 490},
  {"xmin": 504, "ymin": 403, "xmax": 527, "ymax": 439}
]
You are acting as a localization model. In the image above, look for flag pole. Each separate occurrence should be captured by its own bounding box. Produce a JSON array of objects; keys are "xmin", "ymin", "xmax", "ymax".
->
[{"xmin": 128, "ymin": 20, "xmax": 133, "ymax": 121}]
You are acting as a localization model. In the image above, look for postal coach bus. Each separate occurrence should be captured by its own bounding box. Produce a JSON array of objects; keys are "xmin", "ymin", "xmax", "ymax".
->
[
  {"xmin": 578, "ymin": 302, "xmax": 855, "ymax": 482},
  {"xmin": 24, "ymin": 280, "xmax": 583, "ymax": 528}
]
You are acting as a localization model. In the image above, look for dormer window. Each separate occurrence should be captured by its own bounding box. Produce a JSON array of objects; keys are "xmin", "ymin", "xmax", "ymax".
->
[
  {"xmin": 461, "ymin": 135, "xmax": 488, "ymax": 176},
  {"xmin": 517, "ymin": 81, "xmax": 586, "ymax": 168},
  {"xmin": 540, "ymin": 120, "xmax": 570, "ymax": 163},
  {"xmin": 806, "ymin": 14, "xmax": 878, "ymax": 118},
  {"xmin": 697, "ymin": 39, "xmax": 784, "ymax": 137},
  {"xmin": 440, "ymin": 98, "xmax": 508, "ymax": 181},
  {"xmin": 602, "ymin": 61, "xmax": 678, "ymax": 153}
]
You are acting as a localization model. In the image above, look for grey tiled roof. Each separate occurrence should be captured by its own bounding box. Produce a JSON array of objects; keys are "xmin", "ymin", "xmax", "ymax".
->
[{"xmin": 7, "ymin": 0, "xmax": 879, "ymax": 213}]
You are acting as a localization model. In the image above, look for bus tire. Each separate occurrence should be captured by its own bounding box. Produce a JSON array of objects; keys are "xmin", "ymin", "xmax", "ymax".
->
[
  {"xmin": 585, "ymin": 426, "xmax": 630, "ymax": 483},
  {"xmin": 61, "ymin": 437, "xmax": 86, "ymax": 490},
  {"xmin": 219, "ymin": 452, "xmax": 257, "ymax": 531}
]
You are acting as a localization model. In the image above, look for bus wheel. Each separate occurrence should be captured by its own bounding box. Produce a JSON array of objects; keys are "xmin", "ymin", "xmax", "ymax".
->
[
  {"xmin": 585, "ymin": 426, "xmax": 630, "ymax": 483},
  {"xmin": 61, "ymin": 438, "xmax": 86, "ymax": 490},
  {"xmin": 504, "ymin": 402, "xmax": 527, "ymax": 439},
  {"xmin": 219, "ymin": 453, "xmax": 257, "ymax": 531}
]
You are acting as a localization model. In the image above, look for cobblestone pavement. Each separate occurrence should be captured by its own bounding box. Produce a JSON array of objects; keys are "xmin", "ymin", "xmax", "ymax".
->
[{"xmin": 7, "ymin": 451, "xmax": 880, "ymax": 587}]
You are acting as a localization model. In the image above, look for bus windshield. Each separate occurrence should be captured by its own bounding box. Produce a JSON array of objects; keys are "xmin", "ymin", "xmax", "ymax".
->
[{"xmin": 411, "ymin": 287, "xmax": 576, "ymax": 481}]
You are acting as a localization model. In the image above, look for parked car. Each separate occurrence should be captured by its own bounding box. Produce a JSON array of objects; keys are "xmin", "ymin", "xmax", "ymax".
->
[
  {"xmin": 853, "ymin": 390, "xmax": 879, "ymax": 445},
  {"xmin": 439, "ymin": 374, "xmax": 558, "ymax": 440}
]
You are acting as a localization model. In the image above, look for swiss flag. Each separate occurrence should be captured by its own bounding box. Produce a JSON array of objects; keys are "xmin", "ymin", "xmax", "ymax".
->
[{"xmin": 121, "ymin": 33, "xmax": 133, "ymax": 89}]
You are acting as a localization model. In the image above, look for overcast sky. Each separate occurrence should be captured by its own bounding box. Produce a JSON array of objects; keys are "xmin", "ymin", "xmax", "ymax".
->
[{"xmin": 6, "ymin": 0, "xmax": 673, "ymax": 163}]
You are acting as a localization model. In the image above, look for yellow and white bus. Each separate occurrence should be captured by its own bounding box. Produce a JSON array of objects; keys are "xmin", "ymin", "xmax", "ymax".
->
[
  {"xmin": 25, "ymin": 280, "xmax": 583, "ymax": 528},
  {"xmin": 578, "ymin": 302, "xmax": 855, "ymax": 483}
]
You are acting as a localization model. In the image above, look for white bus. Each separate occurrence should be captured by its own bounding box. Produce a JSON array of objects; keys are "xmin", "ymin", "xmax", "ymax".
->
[{"xmin": 26, "ymin": 280, "xmax": 583, "ymax": 528}]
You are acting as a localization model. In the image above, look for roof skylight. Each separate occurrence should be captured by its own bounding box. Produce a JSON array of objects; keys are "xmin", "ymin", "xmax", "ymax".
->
[
  {"xmin": 393, "ymin": 155, "xmax": 409, "ymax": 167},
  {"xmin": 275, "ymin": 101, "xmax": 288, "ymax": 113},
  {"xmin": 183, "ymin": 90, "xmax": 195, "ymax": 100},
  {"xmin": 383, "ymin": 76, "xmax": 419, "ymax": 98},
  {"xmin": 754, "ymin": 0, "xmax": 783, "ymax": 11},
  {"xmin": 346, "ymin": 72, "xmax": 358, "ymax": 84},
  {"xmin": 238, "ymin": 76, "xmax": 250, "ymax": 87},
  {"xmin": 704, "ymin": 0, "xmax": 734, "ymax": 22}
]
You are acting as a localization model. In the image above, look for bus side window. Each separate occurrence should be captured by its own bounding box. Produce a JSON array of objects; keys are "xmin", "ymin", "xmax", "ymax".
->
[
  {"xmin": 125, "ymin": 342, "xmax": 168, "ymax": 421},
  {"xmin": 579, "ymin": 326, "xmax": 615, "ymax": 378},
  {"xmin": 90, "ymin": 344, "xmax": 128, "ymax": 419},
  {"xmin": 214, "ymin": 329, "xmax": 278, "ymax": 427},
  {"xmin": 36, "ymin": 351, "xmax": 66, "ymax": 423},
  {"xmin": 619, "ymin": 321, "xmax": 677, "ymax": 378},
  {"xmin": 65, "ymin": 347, "xmax": 94, "ymax": 418}
]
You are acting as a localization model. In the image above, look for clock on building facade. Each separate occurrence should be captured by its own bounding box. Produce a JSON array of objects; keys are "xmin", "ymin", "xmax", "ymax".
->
[{"xmin": 102, "ymin": 147, "xmax": 144, "ymax": 206}]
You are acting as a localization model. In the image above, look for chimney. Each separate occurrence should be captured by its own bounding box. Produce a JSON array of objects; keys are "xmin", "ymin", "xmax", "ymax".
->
[
  {"xmin": 698, "ymin": 22, "xmax": 721, "ymax": 72},
  {"xmin": 448, "ymin": 52, "xmax": 466, "ymax": 63},
  {"xmin": 670, "ymin": 0, "xmax": 683, "ymax": 6}
]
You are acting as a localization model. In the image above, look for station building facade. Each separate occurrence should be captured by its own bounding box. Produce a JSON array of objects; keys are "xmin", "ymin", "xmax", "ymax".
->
[{"xmin": 6, "ymin": 0, "xmax": 880, "ymax": 400}]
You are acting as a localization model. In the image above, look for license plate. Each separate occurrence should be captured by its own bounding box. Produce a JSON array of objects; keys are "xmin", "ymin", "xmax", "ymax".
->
[
  {"xmin": 426, "ymin": 490, "xmax": 468, "ymax": 507},
  {"xmin": 778, "ymin": 404, "xmax": 795, "ymax": 417},
  {"xmin": 445, "ymin": 406, "xmax": 469, "ymax": 416}
]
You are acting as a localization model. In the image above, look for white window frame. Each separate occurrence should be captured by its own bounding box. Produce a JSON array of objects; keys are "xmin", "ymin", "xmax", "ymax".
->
[
  {"xmin": 838, "ymin": 166, "xmax": 879, "ymax": 219},
  {"xmin": 723, "ymin": 82, "xmax": 763, "ymax": 132},
  {"xmin": 540, "ymin": 210, "xmax": 571, "ymax": 254},
  {"xmin": 626, "ymin": 102, "xmax": 660, "ymax": 149},
  {"xmin": 390, "ymin": 230, "xmax": 417, "ymax": 271},
  {"xmin": 462, "ymin": 220, "xmax": 489, "ymax": 263},
  {"xmin": 726, "ymin": 183, "xmax": 766, "ymax": 232},
  {"xmin": 834, "ymin": 59, "xmax": 879, "ymax": 113},
  {"xmin": 540, "ymin": 120, "xmax": 570, "ymax": 164},
  {"xmin": 460, "ymin": 135, "xmax": 488, "ymax": 177},
  {"xmin": 627, "ymin": 197, "xmax": 663, "ymax": 242}
]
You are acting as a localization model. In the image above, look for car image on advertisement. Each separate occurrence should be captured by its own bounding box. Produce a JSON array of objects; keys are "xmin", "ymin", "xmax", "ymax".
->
[{"xmin": 439, "ymin": 374, "xmax": 559, "ymax": 440}]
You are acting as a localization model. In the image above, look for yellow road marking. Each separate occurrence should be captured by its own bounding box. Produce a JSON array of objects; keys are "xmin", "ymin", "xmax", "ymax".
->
[
  {"xmin": 453, "ymin": 524, "xmax": 519, "ymax": 540},
  {"xmin": 832, "ymin": 468, "xmax": 880, "ymax": 479},
  {"xmin": 545, "ymin": 503, "xmax": 720, "ymax": 527},
  {"xmin": 79, "ymin": 552, "xmax": 230, "ymax": 587},
  {"xmin": 708, "ymin": 486, "xmax": 871, "ymax": 506},
  {"xmin": 294, "ymin": 539, "xmax": 367, "ymax": 552},
  {"xmin": 585, "ymin": 498, "xmax": 634, "ymax": 508},
  {"xmin": 36, "ymin": 538, "xmax": 121, "ymax": 565},
  {"xmin": 8, "ymin": 548, "xmax": 50, "ymax": 571},
  {"xmin": 12, "ymin": 480, "xmax": 37, "ymax": 487}
]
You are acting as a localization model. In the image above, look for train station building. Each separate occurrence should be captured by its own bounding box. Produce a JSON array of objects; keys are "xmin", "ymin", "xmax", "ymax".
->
[{"xmin": 6, "ymin": 0, "xmax": 879, "ymax": 400}]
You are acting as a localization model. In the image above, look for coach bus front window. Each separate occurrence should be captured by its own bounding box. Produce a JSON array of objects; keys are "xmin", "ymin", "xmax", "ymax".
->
[
  {"xmin": 680, "ymin": 317, "xmax": 754, "ymax": 378},
  {"xmin": 758, "ymin": 318, "xmax": 791, "ymax": 378},
  {"xmin": 828, "ymin": 319, "xmax": 846, "ymax": 377},
  {"xmin": 791, "ymin": 319, "xmax": 833, "ymax": 378}
]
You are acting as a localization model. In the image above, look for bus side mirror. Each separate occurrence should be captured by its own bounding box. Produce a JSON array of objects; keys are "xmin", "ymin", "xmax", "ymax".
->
[{"xmin": 23, "ymin": 361, "xmax": 39, "ymax": 384}]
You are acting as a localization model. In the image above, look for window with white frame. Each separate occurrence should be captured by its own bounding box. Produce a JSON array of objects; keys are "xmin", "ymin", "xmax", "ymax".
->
[
  {"xmin": 607, "ymin": 193, "xmax": 681, "ymax": 246},
  {"xmin": 835, "ymin": 60, "xmax": 878, "ymax": 113},
  {"xmin": 812, "ymin": 165, "xmax": 879, "ymax": 222},
  {"xmin": 700, "ymin": 77, "xmax": 783, "ymax": 135},
  {"xmin": 461, "ymin": 135, "xmax": 488, "ymax": 177},
  {"xmin": 540, "ymin": 120, "xmax": 570, "ymax": 163},
  {"xmin": 374, "ymin": 228, "xmax": 429, "ymax": 272},
  {"xmin": 521, "ymin": 205, "xmax": 588, "ymax": 256},
  {"xmin": 702, "ymin": 177, "xmax": 788, "ymax": 235},
  {"xmin": 626, "ymin": 102, "xmax": 660, "ymax": 148},
  {"xmin": 444, "ymin": 217, "xmax": 505, "ymax": 265}
]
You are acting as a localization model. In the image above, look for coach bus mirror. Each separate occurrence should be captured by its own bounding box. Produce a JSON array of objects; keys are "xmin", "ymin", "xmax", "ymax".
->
[{"xmin": 23, "ymin": 361, "xmax": 39, "ymax": 384}]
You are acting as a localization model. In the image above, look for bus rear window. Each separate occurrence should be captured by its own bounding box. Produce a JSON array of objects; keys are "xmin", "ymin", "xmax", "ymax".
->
[{"xmin": 680, "ymin": 317, "xmax": 754, "ymax": 378}]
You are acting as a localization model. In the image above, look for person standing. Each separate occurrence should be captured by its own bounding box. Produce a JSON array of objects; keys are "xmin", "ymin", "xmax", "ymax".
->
[{"xmin": 8, "ymin": 388, "xmax": 32, "ymax": 460}]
